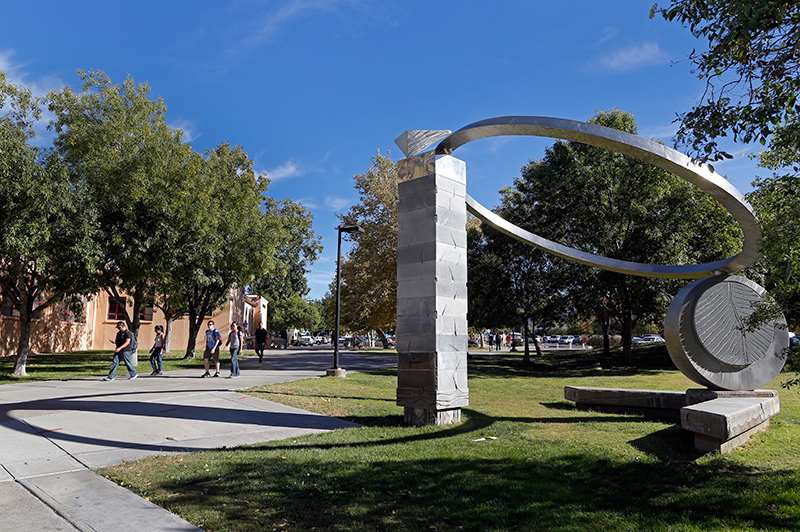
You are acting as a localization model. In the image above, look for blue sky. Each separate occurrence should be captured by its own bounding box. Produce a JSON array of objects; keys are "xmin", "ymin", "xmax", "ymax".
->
[{"xmin": 1, "ymin": 1, "xmax": 765, "ymax": 300}]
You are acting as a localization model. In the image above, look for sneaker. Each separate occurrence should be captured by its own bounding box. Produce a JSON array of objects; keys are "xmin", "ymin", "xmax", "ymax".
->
[
  {"xmin": 129, "ymin": 374, "xmax": 138, "ymax": 380},
  {"xmin": 156, "ymin": 371, "xmax": 163, "ymax": 375},
  {"xmin": 202, "ymin": 372, "xmax": 210, "ymax": 378},
  {"xmin": 213, "ymin": 372, "xmax": 220, "ymax": 378},
  {"xmin": 103, "ymin": 376, "xmax": 115, "ymax": 381},
  {"xmin": 150, "ymin": 371, "xmax": 158, "ymax": 376}
]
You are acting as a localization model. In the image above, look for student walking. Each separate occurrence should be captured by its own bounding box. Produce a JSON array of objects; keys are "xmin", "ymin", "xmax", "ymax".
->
[
  {"xmin": 150, "ymin": 325, "xmax": 165, "ymax": 375},
  {"xmin": 226, "ymin": 322, "xmax": 243, "ymax": 378},
  {"xmin": 254, "ymin": 323, "xmax": 268, "ymax": 362},
  {"xmin": 202, "ymin": 320, "xmax": 222, "ymax": 378},
  {"xmin": 104, "ymin": 321, "xmax": 138, "ymax": 381}
]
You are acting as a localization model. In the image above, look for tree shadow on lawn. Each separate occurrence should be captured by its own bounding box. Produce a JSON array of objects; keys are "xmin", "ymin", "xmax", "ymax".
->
[
  {"xmin": 153, "ymin": 438, "xmax": 800, "ymax": 532},
  {"xmin": 468, "ymin": 346, "xmax": 677, "ymax": 380}
]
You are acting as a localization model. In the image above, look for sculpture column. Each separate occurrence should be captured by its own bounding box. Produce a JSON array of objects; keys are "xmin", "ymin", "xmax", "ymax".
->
[{"xmin": 395, "ymin": 151, "xmax": 469, "ymax": 426}]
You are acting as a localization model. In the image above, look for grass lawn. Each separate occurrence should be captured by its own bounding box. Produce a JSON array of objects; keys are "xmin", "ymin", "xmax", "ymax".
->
[
  {"xmin": 0, "ymin": 349, "xmax": 244, "ymax": 382},
  {"xmin": 93, "ymin": 346, "xmax": 800, "ymax": 532}
]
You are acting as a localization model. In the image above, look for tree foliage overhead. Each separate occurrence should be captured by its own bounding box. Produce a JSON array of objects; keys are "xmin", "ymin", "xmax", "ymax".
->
[{"xmin": 652, "ymin": 1, "xmax": 800, "ymax": 161}]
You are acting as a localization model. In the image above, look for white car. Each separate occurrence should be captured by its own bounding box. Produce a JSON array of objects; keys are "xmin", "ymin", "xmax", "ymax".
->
[
  {"xmin": 558, "ymin": 335, "xmax": 575, "ymax": 344},
  {"xmin": 295, "ymin": 333, "xmax": 314, "ymax": 346}
]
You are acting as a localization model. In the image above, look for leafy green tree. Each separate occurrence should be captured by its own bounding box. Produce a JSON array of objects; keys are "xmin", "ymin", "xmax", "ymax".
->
[
  {"xmin": 48, "ymin": 70, "xmax": 191, "ymax": 362},
  {"xmin": 269, "ymin": 293, "xmax": 321, "ymax": 331},
  {"xmin": 250, "ymin": 198, "xmax": 321, "ymax": 309},
  {"xmin": 174, "ymin": 142, "xmax": 279, "ymax": 358},
  {"xmin": 652, "ymin": 1, "xmax": 800, "ymax": 161},
  {"xmin": 337, "ymin": 152, "xmax": 398, "ymax": 347},
  {"xmin": 0, "ymin": 72, "xmax": 101, "ymax": 376},
  {"xmin": 502, "ymin": 109, "xmax": 741, "ymax": 362},
  {"xmin": 467, "ymin": 219, "xmax": 565, "ymax": 360}
]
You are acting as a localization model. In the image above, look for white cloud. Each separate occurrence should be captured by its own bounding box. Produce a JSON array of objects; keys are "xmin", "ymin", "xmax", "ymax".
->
[
  {"xmin": 170, "ymin": 118, "xmax": 200, "ymax": 143},
  {"xmin": 325, "ymin": 196, "xmax": 351, "ymax": 211},
  {"xmin": 596, "ymin": 27, "xmax": 619, "ymax": 46},
  {"xmin": 267, "ymin": 160, "xmax": 302, "ymax": 181},
  {"xmin": 598, "ymin": 42, "xmax": 669, "ymax": 71},
  {"xmin": 247, "ymin": 0, "xmax": 396, "ymax": 46}
]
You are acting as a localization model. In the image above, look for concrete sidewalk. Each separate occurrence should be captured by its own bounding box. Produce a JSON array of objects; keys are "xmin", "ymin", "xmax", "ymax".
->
[{"xmin": 0, "ymin": 348, "xmax": 396, "ymax": 532}]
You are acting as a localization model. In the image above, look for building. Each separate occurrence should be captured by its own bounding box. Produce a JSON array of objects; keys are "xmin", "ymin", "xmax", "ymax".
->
[{"xmin": 0, "ymin": 287, "xmax": 267, "ymax": 358}]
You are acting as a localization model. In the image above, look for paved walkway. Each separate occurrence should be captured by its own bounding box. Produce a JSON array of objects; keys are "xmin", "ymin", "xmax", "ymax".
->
[{"xmin": 0, "ymin": 348, "xmax": 396, "ymax": 532}]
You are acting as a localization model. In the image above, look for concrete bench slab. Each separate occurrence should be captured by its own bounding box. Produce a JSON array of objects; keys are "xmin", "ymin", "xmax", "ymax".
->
[
  {"xmin": 681, "ymin": 396, "xmax": 779, "ymax": 453},
  {"xmin": 564, "ymin": 386, "xmax": 687, "ymax": 418},
  {"xmin": 564, "ymin": 386, "xmax": 781, "ymax": 453}
]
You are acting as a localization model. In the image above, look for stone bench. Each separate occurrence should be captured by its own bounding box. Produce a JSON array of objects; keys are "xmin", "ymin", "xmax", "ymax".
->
[{"xmin": 564, "ymin": 386, "xmax": 780, "ymax": 453}]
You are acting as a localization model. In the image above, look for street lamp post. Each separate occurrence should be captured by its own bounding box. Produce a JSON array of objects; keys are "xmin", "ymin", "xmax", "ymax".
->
[{"xmin": 327, "ymin": 224, "xmax": 364, "ymax": 377}]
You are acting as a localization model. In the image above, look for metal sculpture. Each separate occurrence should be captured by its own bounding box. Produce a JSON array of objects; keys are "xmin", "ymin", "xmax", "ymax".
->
[{"xmin": 395, "ymin": 116, "xmax": 786, "ymax": 426}]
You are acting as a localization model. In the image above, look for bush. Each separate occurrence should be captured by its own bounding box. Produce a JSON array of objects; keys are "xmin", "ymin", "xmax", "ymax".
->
[
  {"xmin": 588, "ymin": 335, "xmax": 604, "ymax": 348},
  {"xmin": 587, "ymin": 334, "xmax": 621, "ymax": 348}
]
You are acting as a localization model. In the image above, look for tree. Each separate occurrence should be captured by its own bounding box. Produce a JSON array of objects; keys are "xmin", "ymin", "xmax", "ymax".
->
[
  {"xmin": 337, "ymin": 152, "xmax": 398, "ymax": 347},
  {"xmin": 652, "ymin": 1, "xmax": 800, "ymax": 161},
  {"xmin": 0, "ymin": 72, "xmax": 101, "ymax": 376},
  {"xmin": 467, "ymin": 219, "xmax": 565, "ymax": 360},
  {"xmin": 500, "ymin": 109, "xmax": 741, "ymax": 362},
  {"xmin": 174, "ymin": 142, "xmax": 279, "ymax": 358},
  {"xmin": 269, "ymin": 293, "xmax": 321, "ymax": 331},
  {"xmin": 48, "ymin": 70, "xmax": 191, "ymax": 362},
  {"xmin": 249, "ymin": 198, "xmax": 322, "ymax": 316}
]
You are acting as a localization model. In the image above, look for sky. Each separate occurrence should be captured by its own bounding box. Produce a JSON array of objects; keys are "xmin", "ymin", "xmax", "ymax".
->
[{"xmin": 0, "ymin": 1, "xmax": 767, "ymax": 300}]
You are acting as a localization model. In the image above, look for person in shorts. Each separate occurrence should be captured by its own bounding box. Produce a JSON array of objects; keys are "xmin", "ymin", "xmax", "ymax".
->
[{"xmin": 202, "ymin": 320, "xmax": 221, "ymax": 377}]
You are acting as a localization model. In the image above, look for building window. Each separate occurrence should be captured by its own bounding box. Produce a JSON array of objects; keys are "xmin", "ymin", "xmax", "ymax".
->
[
  {"xmin": 139, "ymin": 305, "xmax": 154, "ymax": 322},
  {"xmin": 1, "ymin": 296, "xmax": 19, "ymax": 317},
  {"xmin": 1, "ymin": 295, "xmax": 39, "ymax": 318},
  {"xmin": 58, "ymin": 294, "xmax": 86, "ymax": 323},
  {"xmin": 107, "ymin": 299, "xmax": 127, "ymax": 321}
]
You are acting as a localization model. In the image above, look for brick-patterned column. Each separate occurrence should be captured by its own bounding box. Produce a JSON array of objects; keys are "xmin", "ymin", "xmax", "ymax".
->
[{"xmin": 396, "ymin": 151, "xmax": 468, "ymax": 426}]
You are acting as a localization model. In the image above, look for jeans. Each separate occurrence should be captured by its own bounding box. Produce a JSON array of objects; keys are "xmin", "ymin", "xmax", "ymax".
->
[
  {"xmin": 230, "ymin": 347, "xmax": 240, "ymax": 377},
  {"xmin": 150, "ymin": 347, "xmax": 163, "ymax": 372},
  {"xmin": 109, "ymin": 350, "xmax": 137, "ymax": 379}
]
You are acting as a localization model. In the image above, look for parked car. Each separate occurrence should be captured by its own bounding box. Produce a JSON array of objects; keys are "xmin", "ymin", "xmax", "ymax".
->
[
  {"xmin": 790, "ymin": 333, "xmax": 798, "ymax": 348},
  {"xmin": 559, "ymin": 335, "xmax": 575, "ymax": 344},
  {"xmin": 641, "ymin": 334, "xmax": 666, "ymax": 343},
  {"xmin": 547, "ymin": 335, "xmax": 561, "ymax": 343},
  {"xmin": 632, "ymin": 336, "xmax": 646, "ymax": 344},
  {"xmin": 295, "ymin": 332, "xmax": 314, "ymax": 346}
]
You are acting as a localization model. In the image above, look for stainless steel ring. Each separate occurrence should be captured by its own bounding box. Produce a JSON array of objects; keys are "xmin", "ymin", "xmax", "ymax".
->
[{"xmin": 439, "ymin": 116, "xmax": 760, "ymax": 279}]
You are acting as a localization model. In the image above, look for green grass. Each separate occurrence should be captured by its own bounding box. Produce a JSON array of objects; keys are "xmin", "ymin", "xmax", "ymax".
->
[
  {"xmin": 0, "ymin": 349, "xmax": 246, "ymax": 382},
  {"xmin": 95, "ymin": 347, "xmax": 800, "ymax": 532}
]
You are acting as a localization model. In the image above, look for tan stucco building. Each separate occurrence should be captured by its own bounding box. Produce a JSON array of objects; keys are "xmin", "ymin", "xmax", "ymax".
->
[{"xmin": 0, "ymin": 287, "xmax": 267, "ymax": 358}]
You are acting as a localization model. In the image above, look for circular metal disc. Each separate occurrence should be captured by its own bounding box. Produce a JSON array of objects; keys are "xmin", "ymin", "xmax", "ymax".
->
[{"xmin": 665, "ymin": 275, "xmax": 787, "ymax": 390}]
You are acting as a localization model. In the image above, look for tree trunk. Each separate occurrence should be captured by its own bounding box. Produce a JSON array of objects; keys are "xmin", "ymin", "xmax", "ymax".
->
[
  {"xmin": 164, "ymin": 316, "xmax": 174, "ymax": 353},
  {"xmin": 601, "ymin": 318, "xmax": 611, "ymax": 358},
  {"xmin": 621, "ymin": 313, "xmax": 634, "ymax": 364},
  {"xmin": 376, "ymin": 329, "xmax": 389, "ymax": 349},
  {"xmin": 11, "ymin": 312, "xmax": 32, "ymax": 377},
  {"xmin": 522, "ymin": 322, "xmax": 530, "ymax": 363}
]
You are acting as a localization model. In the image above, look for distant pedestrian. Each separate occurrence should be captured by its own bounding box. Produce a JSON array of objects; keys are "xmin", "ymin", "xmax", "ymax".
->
[
  {"xmin": 226, "ymin": 322, "xmax": 243, "ymax": 378},
  {"xmin": 495, "ymin": 332, "xmax": 502, "ymax": 352},
  {"xmin": 202, "ymin": 320, "xmax": 222, "ymax": 378},
  {"xmin": 281, "ymin": 328, "xmax": 288, "ymax": 349},
  {"xmin": 150, "ymin": 324, "xmax": 165, "ymax": 375},
  {"xmin": 254, "ymin": 323, "xmax": 268, "ymax": 362},
  {"xmin": 104, "ymin": 321, "xmax": 138, "ymax": 381}
]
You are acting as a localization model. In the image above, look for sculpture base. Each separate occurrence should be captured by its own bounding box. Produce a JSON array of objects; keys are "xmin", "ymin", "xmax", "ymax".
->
[
  {"xmin": 565, "ymin": 386, "xmax": 779, "ymax": 453},
  {"xmin": 326, "ymin": 368, "xmax": 347, "ymax": 378},
  {"xmin": 404, "ymin": 407, "xmax": 461, "ymax": 427}
]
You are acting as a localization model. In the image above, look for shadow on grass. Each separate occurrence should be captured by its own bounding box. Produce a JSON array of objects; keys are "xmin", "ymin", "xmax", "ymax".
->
[{"xmin": 145, "ymin": 441, "xmax": 800, "ymax": 532}]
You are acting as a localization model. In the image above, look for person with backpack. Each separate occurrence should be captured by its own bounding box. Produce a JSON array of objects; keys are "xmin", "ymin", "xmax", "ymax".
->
[
  {"xmin": 104, "ymin": 321, "xmax": 138, "ymax": 381},
  {"xmin": 202, "ymin": 320, "xmax": 222, "ymax": 378}
]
